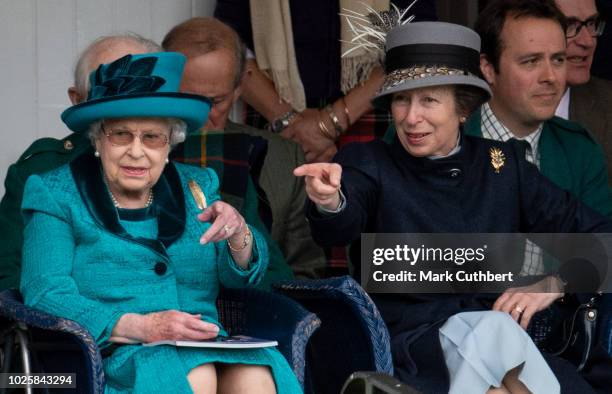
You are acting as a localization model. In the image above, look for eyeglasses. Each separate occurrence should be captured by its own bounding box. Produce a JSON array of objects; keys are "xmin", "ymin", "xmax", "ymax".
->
[
  {"xmin": 102, "ymin": 125, "xmax": 169, "ymax": 149},
  {"xmin": 566, "ymin": 17, "xmax": 606, "ymax": 38}
]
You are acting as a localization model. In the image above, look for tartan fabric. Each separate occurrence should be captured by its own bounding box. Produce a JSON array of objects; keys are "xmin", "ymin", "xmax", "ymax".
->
[
  {"xmin": 339, "ymin": 108, "xmax": 394, "ymax": 148},
  {"xmin": 244, "ymin": 100, "xmax": 393, "ymax": 274},
  {"xmin": 173, "ymin": 132, "xmax": 272, "ymax": 229},
  {"xmin": 170, "ymin": 132, "xmax": 293, "ymax": 288},
  {"xmin": 172, "ymin": 132, "xmax": 265, "ymax": 200}
]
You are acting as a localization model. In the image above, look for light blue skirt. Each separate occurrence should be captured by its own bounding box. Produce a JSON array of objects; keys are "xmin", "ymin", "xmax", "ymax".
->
[{"xmin": 439, "ymin": 311, "xmax": 559, "ymax": 394}]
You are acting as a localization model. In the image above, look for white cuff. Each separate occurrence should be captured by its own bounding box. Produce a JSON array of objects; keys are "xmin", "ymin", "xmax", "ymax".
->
[
  {"xmin": 246, "ymin": 48, "xmax": 256, "ymax": 60},
  {"xmin": 316, "ymin": 189, "xmax": 346, "ymax": 215}
]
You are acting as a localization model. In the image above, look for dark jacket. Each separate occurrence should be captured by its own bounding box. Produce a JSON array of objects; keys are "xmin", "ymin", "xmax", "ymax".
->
[
  {"xmin": 308, "ymin": 136, "xmax": 611, "ymax": 242},
  {"xmin": 464, "ymin": 110, "xmax": 612, "ymax": 216},
  {"xmin": 570, "ymin": 76, "xmax": 612, "ymax": 185},
  {"xmin": 306, "ymin": 135, "xmax": 612, "ymax": 391}
]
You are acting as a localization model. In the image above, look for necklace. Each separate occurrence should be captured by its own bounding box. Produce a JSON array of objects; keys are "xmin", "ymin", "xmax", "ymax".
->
[{"xmin": 108, "ymin": 188, "xmax": 154, "ymax": 209}]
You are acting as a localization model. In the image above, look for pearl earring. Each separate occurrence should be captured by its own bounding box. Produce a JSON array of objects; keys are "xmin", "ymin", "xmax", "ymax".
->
[
  {"xmin": 165, "ymin": 158, "xmax": 169, "ymax": 164},
  {"xmin": 459, "ymin": 116, "xmax": 467, "ymax": 123},
  {"xmin": 94, "ymin": 151, "xmax": 100, "ymax": 157}
]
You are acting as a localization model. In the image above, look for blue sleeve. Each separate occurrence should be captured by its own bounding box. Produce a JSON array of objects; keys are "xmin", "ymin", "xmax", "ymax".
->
[
  {"xmin": 217, "ymin": 225, "xmax": 269, "ymax": 288},
  {"xmin": 20, "ymin": 175, "xmax": 124, "ymax": 347},
  {"xmin": 194, "ymin": 166, "xmax": 270, "ymax": 288}
]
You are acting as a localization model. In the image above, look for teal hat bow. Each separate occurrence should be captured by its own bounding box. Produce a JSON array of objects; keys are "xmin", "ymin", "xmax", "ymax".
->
[{"xmin": 61, "ymin": 52, "xmax": 211, "ymax": 133}]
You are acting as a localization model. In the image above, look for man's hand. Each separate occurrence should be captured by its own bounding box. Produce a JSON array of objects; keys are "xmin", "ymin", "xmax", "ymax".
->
[
  {"xmin": 294, "ymin": 163, "xmax": 342, "ymax": 211},
  {"xmin": 282, "ymin": 109, "xmax": 337, "ymax": 163}
]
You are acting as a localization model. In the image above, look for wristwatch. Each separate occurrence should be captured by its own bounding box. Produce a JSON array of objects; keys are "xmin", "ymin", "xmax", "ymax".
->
[{"xmin": 268, "ymin": 110, "xmax": 298, "ymax": 133}]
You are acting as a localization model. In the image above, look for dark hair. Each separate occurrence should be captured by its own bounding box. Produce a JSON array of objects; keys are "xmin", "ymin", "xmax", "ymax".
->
[
  {"xmin": 162, "ymin": 17, "xmax": 246, "ymax": 88},
  {"xmin": 475, "ymin": 0, "xmax": 567, "ymax": 71},
  {"xmin": 454, "ymin": 85, "xmax": 489, "ymax": 117}
]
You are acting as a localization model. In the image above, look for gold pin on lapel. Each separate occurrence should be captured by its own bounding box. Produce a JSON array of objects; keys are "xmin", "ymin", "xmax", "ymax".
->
[
  {"xmin": 188, "ymin": 180, "xmax": 207, "ymax": 210},
  {"xmin": 489, "ymin": 147, "xmax": 506, "ymax": 173}
]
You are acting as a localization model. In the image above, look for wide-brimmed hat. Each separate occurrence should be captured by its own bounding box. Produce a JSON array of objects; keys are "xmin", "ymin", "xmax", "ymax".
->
[
  {"xmin": 372, "ymin": 22, "xmax": 491, "ymax": 109},
  {"xmin": 61, "ymin": 52, "xmax": 211, "ymax": 133}
]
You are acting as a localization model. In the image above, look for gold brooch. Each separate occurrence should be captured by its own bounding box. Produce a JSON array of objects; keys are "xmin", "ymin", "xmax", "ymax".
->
[
  {"xmin": 188, "ymin": 180, "xmax": 207, "ymax": 210},
  {"xmin": 489, "ymin": 147, "xmax": 505, "ymax": 173}
]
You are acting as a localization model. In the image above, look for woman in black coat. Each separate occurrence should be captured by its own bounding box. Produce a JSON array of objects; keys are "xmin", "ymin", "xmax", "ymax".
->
[{"xmin": 294, "ymin": 20, "xmax": 612, "ymax": 394}]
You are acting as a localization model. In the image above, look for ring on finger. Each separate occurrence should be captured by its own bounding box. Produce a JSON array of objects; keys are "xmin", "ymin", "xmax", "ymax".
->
[
  {"xmin": 514, "ymin": 305, "xmax": 524, "ymax": 314},
  {"xmin": 223, "ymin": 225, "xmax": 233, "ymax": 234}
]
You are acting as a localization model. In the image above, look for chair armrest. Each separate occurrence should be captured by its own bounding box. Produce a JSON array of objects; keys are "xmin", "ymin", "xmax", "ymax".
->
[
  {"xmin": 1, "ymin": 287, "xmax": 320, "ymax": 393},
  {"xmin": 217, "ymin": 287, "xmax": 320, "ymax": 387},
  {"xmin": 0, "ymin": 289, "xmax": 104, "ymax": 393},
  {"xmin": 273, "ymin": 276, "xmax": 393, "ymax": 394}
]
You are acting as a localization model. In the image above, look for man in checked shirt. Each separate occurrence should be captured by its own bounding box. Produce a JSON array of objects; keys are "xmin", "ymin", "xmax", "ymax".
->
[{"xmin": 465, "ymin": 0, "xmax": 612, "ymax": 277}]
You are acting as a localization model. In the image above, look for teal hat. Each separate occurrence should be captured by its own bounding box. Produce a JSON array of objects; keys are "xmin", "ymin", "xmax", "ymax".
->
[{"xmin": 61, "ymin": 52, "xmax": 211, "ymax": 133}]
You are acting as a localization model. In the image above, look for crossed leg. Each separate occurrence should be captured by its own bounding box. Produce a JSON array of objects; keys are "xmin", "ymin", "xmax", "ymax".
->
[{"xmin": 486, "ymin": 367, "xmax": 531, "ymax": 394}]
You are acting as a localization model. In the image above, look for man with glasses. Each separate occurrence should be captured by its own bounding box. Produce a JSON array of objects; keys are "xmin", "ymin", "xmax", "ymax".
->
[
  {"xmin": 555, "ymin": 0, "xmax": 612, "ymax": 183},
  {"xmin": 466, "ymin": 3, "xmax": 612, "ymax": 388}
]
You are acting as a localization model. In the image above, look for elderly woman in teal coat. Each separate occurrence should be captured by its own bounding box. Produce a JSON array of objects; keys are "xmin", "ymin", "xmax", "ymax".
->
[{"xmin": 19, "ymin": 52, "xmax": 301, "ymax": 394}]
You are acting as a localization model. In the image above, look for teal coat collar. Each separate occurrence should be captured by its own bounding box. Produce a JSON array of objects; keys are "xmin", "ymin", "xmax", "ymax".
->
[{"xmin": 70, "ymin": 151, "xmax": 185, "ymax": 258}]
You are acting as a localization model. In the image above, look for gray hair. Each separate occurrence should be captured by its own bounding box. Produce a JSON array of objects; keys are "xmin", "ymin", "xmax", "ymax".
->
[
  {"xmin": 88, "ymin": 118, "xmax": 187, "ymax": 150},
  {"xmin": 74, "ymin": 33, "xmax": 162, "ymax": 98}
]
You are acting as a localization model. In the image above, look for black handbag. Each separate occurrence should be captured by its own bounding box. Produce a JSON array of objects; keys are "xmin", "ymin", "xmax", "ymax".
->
[{"xmin": 540, "ymin": 293, "xmax": 600, "ymax": 372}]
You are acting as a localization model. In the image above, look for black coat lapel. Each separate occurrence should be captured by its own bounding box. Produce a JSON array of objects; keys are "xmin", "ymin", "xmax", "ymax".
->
[{"xmin": 70, "ymin": 152, "xmax": 186, "ymax": 259}]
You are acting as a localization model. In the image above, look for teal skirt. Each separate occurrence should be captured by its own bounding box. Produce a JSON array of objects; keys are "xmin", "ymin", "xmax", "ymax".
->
[{"xmin": 103, "ymin": 344, "xmax": 302, "ymax": 394}]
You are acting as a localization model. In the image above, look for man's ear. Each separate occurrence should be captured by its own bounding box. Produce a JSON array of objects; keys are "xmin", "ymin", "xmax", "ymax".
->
[
  {"xmin": 231, "ymin": 83, "xmax": 243, "ymax": 104},
  {"xmin": 67, "ymin": 87, "xmax": 83, "ymax": 105},
  {"xmin": 480, "ymin": 54, "xmax": 496, "ymax": 86}
]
